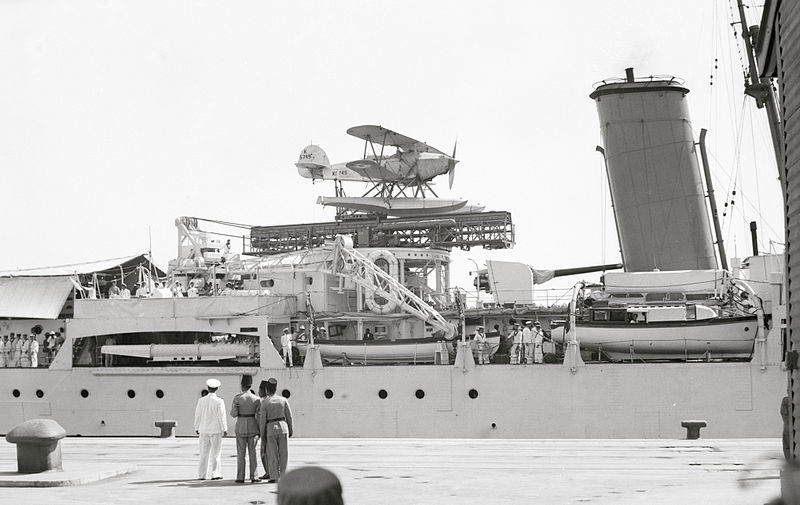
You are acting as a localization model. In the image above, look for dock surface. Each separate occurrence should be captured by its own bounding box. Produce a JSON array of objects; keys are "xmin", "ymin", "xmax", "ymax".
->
[{"xmin": 0, "ymin": 437, "xmax": 783, "ymax": 504}]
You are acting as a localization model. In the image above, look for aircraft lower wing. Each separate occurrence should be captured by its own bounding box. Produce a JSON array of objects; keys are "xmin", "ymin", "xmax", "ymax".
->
[
  {"xmin": 346, "ymin": 125, "xmax": 445, "ymax": 155},
  {"xmin": 345, "ymin": 159, "xmax": 400, "ymax": 180}
]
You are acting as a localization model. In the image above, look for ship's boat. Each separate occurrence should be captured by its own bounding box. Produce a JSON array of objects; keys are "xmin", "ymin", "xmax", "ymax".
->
[
  {"xmin": 550, "ymin": 269, "xmax": 763, "ymax": 361},
  {"xmin": 551, "ymin": 305, "xmax": 758, "ymax": 361},
  {"xmin": 303, "ymin": 337, "xmax": 447, "ymax": 365},
  {"xmin": 295, "ymin": 335, "xmax": 500, "ymax": 365}
]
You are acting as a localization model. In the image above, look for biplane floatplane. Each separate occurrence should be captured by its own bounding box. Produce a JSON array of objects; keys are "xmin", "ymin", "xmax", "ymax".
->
[{"xmin": 295, "ymin": 125, "xmax": 484, "ymax": 217}]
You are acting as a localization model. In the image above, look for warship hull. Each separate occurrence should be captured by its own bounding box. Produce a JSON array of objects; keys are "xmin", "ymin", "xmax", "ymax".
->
[{"xmin": 0, "ymin": 360, "xmax": 783, "ymax": 438}]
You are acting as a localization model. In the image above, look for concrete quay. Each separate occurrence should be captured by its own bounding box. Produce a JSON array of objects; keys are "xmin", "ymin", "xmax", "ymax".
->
[{"xmin": 0, "ymin": 437, "xmax": 783, "ymax": 504}]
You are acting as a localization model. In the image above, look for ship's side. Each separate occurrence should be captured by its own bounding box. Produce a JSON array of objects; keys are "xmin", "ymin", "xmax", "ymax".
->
[{"xmin": 0, "ymin": 355, "xmax": 783, "ymax": 438}]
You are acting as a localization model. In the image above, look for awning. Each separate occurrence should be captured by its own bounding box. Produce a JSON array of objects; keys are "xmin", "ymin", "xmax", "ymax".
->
[
  {"xmin": 0, "ymin": 255, "xmax": 149, "ymax": 277},
  {"xmin": 0, "ymin": 277, "xmax": 74, "ymax": 319}
]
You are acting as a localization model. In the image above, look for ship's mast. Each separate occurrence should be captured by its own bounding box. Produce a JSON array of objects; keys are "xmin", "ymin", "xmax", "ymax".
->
[{"xmin": 736, "ymin": 0, "xmax": 785, "ymax": 197}]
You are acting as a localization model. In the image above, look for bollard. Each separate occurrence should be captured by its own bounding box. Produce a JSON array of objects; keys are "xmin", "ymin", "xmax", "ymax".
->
[
  {"xmin": 5, "ymin": 419, "xmax": 67, "ymax": 473},
  {"xmin": 154, "ymin": 420, "xmax": 178, "ymax": 438},
  {"xmin": 681, "ymin": 420, "xmax": 707, "ymax": 440}
]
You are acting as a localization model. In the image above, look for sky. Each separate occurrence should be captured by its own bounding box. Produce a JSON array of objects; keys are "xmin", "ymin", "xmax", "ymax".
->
[{"xmin": 0, "ymin": 1, "xmax": 783, "ymax": 306}]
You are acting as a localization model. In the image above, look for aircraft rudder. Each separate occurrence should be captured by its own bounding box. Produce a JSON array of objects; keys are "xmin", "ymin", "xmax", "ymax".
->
[{"xmin": 296, "ymin": 145, "xmax": 331, "ymax": 178}]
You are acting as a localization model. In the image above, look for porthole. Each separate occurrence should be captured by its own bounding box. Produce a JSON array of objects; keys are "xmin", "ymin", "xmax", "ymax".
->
[
  {"xmin": 281, "ymin": 389, "xmax": 291, "ymax": 398},
  {"xmin": 36, "ymin": 389, "xmax": 44, "ymax": 398},
  {"xmin": 378, "ymin": 389, "xmax": 388, "ymax": 399},
  {"xmin": 127, "ymin": 389, "xmax": 136, "ymax": 399},
  {"xmin": 744, "ymin": 326, "xmax": 750, "ymax": 332},
  {"xmin": 12, "ymin": 389, "xmax": 20, "ymax": 398},
  {"xmin": 201, "ymin": 390, "xmax": 209, "ymax": 397},
  {"xmin": 81, "ymin": 389, "xmax": 89, "ymax": 398},
  {"xmin": 468, "ymin": 389, "xmax": 479, "ymax": 399},
  {"xmin": 324, "ymin": 389, "xmax": 334, "ymax": 399},
  {"xmin": 415, "ymin": 389, "xmax": 425, "ymax": 399},
  {"xmin": 155, "ymin": 389, "xmax": 164, "ymax": 399},
  {"xmin": 260, "ymin": 279, "xmax": 275, "ymax": 288}
]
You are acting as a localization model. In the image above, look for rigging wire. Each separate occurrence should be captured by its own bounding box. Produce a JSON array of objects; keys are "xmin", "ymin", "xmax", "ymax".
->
[{"xmin": 707, "ymin": 149, "xmax": 782, "ymax": 240}]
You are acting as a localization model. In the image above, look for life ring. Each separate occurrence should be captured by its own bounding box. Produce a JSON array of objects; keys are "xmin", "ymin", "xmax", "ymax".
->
[{"xmin": 365, "ymin": 250, "xmax": 400, "ymax": 314}]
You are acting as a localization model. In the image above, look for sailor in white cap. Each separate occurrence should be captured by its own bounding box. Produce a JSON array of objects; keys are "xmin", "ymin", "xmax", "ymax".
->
[
  {"xmin": 280, "ymin": 328, "xmax": 293, "ymax": 367},
  {"xmin": 521, "ymin": 321, "xmax": 534, "ymax": 364},
  {"xmin": 194, "ymin": 378, "xmax": 228, "ymax": 480},
  {"xmin": 533, "ymin": 321, "xmax": 544, "ymax": 364},
  {"xmin": 474, "ymin": 326, "xmax": 488, "ymax": 365},
  {"xmin": 296, "ymin": 325, "xmax": 307, "ymax": 344},
  {"xmin": 508, "ymin": 322, "xmax": 522, "ymax": 364}
]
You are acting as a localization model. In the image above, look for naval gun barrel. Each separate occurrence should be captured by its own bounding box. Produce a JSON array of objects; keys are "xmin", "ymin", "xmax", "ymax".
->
[
  {"xmin": 101, "ymin": 343, "xmax": 253, "ymax": 362},
  {"xmin": 553, "ymin": 263, "xmax": 623, "ymax": 278}
]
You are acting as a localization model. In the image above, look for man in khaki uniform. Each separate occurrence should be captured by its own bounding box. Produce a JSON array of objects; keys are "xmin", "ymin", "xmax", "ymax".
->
[
  {"xmin": 259, "ymin": 378, "xmax": 293, "ymax": 483},
  {"xmin": 231, "ymin": 375, "xmax": 261, "ymax": 483},
  {"xmin": 257, "ymin": 380, "xmax": 270, "ymax": 480}
]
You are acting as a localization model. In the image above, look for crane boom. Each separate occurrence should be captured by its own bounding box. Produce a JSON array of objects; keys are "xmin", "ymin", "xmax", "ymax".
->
[{"xmin": 325, "ymin": 237, "xmax": 457, "ymax": 340}]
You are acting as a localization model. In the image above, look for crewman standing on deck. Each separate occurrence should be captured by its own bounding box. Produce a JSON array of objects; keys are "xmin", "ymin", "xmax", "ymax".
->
[
  {"xmin": 9, "ymin": 334, "xmax": 18, "ymax": 367},
  {"xmin": 521, "ymin": 321, "xmax": 534, "ymax": 364},
  {"xmin": 281, "ymin": 328, "xmax": 293, "ymax": 367},
  {"xmin": 296, "ymin": 325, "xmax": 307, "ymax": 344},
  {"xmin": 474, "ymin": 326, "xmax": 488, "ymax": 365},
  {"xmin": 508, "ymin": 323, "xmax": 522, "ymax": 364},
  {"xmin": 19, "ymin": 334, "xmax": 30, "ymax": 368},
  {"xmin": 29, "ymin": 334, "xmax": 39, "ymax": 368},
  {"xmin": 0, "ymin": 335, "xmax": 8, "ymax": 367},
  {"xmin": 231, "ymin": 375, "xmax": 261, "ymax": 483},
  {"xmin": 533, "ymin": 321, "xmax": 544, "ymax": 364}
]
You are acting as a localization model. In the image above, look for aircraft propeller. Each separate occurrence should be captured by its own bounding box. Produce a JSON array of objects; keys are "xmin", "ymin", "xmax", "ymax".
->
[{"xmin": 448, "ymin": 139, "xmax": 458, "ymax": 189}]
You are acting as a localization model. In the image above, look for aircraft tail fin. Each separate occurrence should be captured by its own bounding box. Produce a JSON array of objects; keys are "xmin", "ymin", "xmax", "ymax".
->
[{"xmin": 296, "ymin": 145, "xmax": 331, "ymax": 179}]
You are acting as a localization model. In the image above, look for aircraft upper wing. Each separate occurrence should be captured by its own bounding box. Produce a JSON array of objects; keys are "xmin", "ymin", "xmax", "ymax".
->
[
  {"xmin": 346, "ymin": 125, "xmax": 445, "ymax": 155},
  {"xmin": 345, "ymin": 159, "xmax": 399, "ymax": 180}
]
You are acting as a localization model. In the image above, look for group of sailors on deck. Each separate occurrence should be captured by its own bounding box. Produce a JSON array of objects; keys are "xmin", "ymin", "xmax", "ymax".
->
[
  {"xmin": 471, "ymin": 320, "xmax": 545, "ymax": 365},
  {"xmin": 508, "ymin": 320, "xmax": 544, "ymax": 364},
  {"xmin": 280, "ymin": 325, "xmax": 330, "ymax": 367},
  {"xmin": 0, "ymin": 331, "xmax": 63, "ymax": 368},
  {"xmin": 81, "ymin": 277, "xmax": 257, "ymax": 300}
]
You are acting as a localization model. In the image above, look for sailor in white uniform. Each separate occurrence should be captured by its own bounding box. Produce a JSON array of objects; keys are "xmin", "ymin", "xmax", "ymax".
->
[
  {"xmin": 521, "ymin": 321, "xmax": 534, "ymax": 364},
  {"xmin": 19, "ymin": 334, "xmax": 31, "ymax": 368},
  {"xmin": 29, "ymin": 335, "xmax": 39, "ymax": 368},
  {"xmin": 194, "ymin": 378, "xmax": 227, "ymax": 480},
  {"xmin": 474, "ymin": 326, "xmax": 489, "ymax": 365},
  {"xmin": 281, "ymin": 328, "xmax": 293, "ymax": 367},
  {"xmin": 9, "ymin": 334, "xmax": 18, "ymax": 367},
  {"xmin": 508, "ymin": 323, "xmax": 522, "ymax": 364},
  {"xmin": 533, "ymin": 321, "xmax": 544, "ymax": 364}
]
